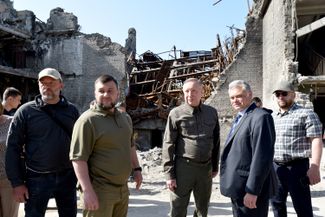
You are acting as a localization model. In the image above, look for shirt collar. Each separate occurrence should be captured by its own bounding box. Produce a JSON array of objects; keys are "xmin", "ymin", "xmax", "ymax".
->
[
  {"xmin": 183, "ymin": 102, "xmax": 202, "ymax": 114},
  {"xmin": 276, "ymin": 102, "xmax": 298, "ymax": 116}
]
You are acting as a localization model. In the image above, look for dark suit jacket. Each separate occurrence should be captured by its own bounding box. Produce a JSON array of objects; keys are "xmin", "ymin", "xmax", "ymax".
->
[{"xmin": 220, "ymin": 103, "xmax": 277, "ymax": 199}]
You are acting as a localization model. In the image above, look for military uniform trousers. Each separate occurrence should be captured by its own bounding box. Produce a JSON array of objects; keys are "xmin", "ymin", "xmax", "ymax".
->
[{"xmin": 170, "ymin": 157, "xmax": 213, "ymax": 217}]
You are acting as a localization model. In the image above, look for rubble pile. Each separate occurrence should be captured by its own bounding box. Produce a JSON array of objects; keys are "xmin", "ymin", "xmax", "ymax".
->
[{"xmin": 137, "ymin": 147, "xmax": 163, "ymax": 177}]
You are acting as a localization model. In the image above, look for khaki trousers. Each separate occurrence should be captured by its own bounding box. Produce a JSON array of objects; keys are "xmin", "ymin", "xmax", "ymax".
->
[
  {"xmin": 82, "ymin": 184, "xmax": 129, "ymax": 217},
  {"xmin": 0, "ymin": 178, "xmax": 19, "ymax": 217}
]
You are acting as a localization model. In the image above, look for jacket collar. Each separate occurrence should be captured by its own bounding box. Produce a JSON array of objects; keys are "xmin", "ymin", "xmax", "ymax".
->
[
  {"xmin": 89, "ymin": 101, "xmax": 118, "ymax": 117},
  {"xmin": 245, "ymin": 102, "xmax": 256, "ymax": 114},
  {"xmin": 35, "ymin": 94, "xmax": 68, "ymax": 108}
]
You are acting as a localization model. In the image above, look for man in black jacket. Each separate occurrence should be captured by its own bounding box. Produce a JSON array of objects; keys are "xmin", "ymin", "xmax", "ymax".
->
[
  {"xmin": 5, "ymin": 68, "xmax": 79, "ymax": 217},
  {"xmin": 220, "ymin": 80, "xmax": 276, "ymax": 217}
]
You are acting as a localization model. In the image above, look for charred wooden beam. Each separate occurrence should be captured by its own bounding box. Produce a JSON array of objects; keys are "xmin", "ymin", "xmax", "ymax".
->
[
  {"xmin": 129, "ymin": 79, "xmax": 156, "ymax": 86},
  {"xmin": 168, "ymin": 68, "xmax": 215, "ymax": 79},
  {"xmin": 130, "ymin": 67, "xmax": 161, "ymax": 75},
  {"xmin": 131, "ymin": 58, "xmax": 220, "ymax": 75}
]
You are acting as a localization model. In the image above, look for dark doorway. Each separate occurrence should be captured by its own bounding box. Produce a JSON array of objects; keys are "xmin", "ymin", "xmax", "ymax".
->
[
  {"xmin": 313, "ymin": 95, "xmax": 325, "ymax": 135},
  {"xmin": 0, "ymin": 73, "xmax": 38, "ymax": 103},
  {"xmin": 151, "ymin": 129, "xmax": 162, "ymax": 148}
]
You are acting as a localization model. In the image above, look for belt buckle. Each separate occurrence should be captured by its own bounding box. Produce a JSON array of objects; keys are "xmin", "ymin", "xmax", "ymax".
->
[{"xmin": 275, "ymin": 161, "xmax": 287, "ymax": 166}]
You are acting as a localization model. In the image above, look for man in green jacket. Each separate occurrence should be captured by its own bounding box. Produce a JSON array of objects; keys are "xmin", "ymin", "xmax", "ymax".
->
[
  {"xmin": 162, "ymin": 78, "xmax": 220, "ymax": 217},
  {"xmin": 70, "ymin": 74, "xmax": 142, "ymax": 217}
]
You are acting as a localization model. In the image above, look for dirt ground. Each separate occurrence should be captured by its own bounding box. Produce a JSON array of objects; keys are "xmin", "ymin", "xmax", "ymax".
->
[{"xmin": 18, "ymin": 148, "xmax": 325, "ymax": 217}]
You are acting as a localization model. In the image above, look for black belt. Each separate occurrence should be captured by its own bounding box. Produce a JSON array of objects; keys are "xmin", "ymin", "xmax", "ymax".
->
[
  {"xmin": 177, "ymin": 156, "xmax": 211, "ymax": 165},
  {"xmin": 26, "ymin": 167, "xmax": 73, "ymax": 175},
  {"xmin": 274, "ymin": 158, "xmax": 308, "ymax": 166}
]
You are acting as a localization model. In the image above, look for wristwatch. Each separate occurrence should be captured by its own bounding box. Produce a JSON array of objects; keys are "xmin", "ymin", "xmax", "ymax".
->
[{"xmin": 133, "ymin": 167, "xmax": 142, "ymax": 172}]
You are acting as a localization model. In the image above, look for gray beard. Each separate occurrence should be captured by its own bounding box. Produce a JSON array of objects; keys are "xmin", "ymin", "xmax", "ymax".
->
[
  {"xmin": 41, "ymin": 95, "xmax": 57, "ymax": 104},
  {"xmin": 42, "ymin": 95, "xmax": 53, "ymax": 101}
]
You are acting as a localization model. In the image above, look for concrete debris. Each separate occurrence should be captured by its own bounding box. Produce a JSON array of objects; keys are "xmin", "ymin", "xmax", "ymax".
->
[
  {"xmin": 137, "ymin": 147, "xmax": 163, "ymax": 175},
  {"xmin": 84, "ymin": 33, "xmax": 112, "ymax": 49},
  {"xmin": 46, "ymin": 7, "xmax": 79, "ymax": 33},
  {"xmin": 0, "ymin": 1, "xmax": 34, "ymax": 35}
]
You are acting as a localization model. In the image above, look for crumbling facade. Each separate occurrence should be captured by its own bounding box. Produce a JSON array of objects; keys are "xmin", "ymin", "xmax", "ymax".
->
[
  {"xmin": 0, "ymin": 0, "xmax": 132, "ymax": 111},
  {"xmin": 2, "ymin": 0, "xmax": 324, "ymax": 149},
  {"xmin": 129, "ymin": 0, "xmax": 325, "ymax": 147},
  {"xmin": 206, "ymin": 0, "xmax": 325, "ymax": 144}
]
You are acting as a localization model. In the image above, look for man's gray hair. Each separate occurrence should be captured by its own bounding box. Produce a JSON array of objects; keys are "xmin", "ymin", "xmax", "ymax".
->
[
  {"xmin": 183, "ymin": 78, "xmax": 202, "ymax": 86},
  {"xmin": 228, "ymin": 80, "xmax": 252, "ymax": 92}
]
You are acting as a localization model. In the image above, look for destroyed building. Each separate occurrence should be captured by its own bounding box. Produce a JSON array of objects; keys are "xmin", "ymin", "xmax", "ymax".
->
[
  {"xmin": 127, "ymin": 34, "xmax": 245, "ymax": 150},
  {"xmin": 0, "ymin": 0, "xmax": 132, "ymax": 111},
  {"xmin": 127, "ymin": 0, "xmax": 325, "ymax": 148},
  {"xmin": 1, "ymin": 0, "xmax": 325, "ymax": 149}
]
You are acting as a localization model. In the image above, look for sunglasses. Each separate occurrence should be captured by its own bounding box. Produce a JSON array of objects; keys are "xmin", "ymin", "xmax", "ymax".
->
[{"xmin": 275, "ymin": 91, "xmax": 288, "ymax": 97}]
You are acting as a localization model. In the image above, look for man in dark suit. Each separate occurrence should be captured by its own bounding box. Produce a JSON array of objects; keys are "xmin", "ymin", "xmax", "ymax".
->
[{"xmin": 220, "ymin": 80, "xmax": 276, "ymax": 217}]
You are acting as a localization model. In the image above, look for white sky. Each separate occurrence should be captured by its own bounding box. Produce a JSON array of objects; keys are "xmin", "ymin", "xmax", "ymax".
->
[{"xmin": 12, "ymin": 0, "xmax": 252, "ymax": 59}]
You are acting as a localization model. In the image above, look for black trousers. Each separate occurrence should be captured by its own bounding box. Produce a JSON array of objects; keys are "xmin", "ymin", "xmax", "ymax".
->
[
  {"xmin": 25, "ymin": 168, "xmax": 77, "ymax": 217},
  {"xmin": 231, "ymin": 192, "xmax": 269, "ymax": 217},
  {"xmin": 270, "ymin": 159, "xmax": 313, "ymax": 217}
]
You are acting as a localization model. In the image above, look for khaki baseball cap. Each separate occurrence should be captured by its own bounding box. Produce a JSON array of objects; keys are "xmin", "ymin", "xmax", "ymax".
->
[
  {"xmin": 273, "ymin": 80, "xmax": 294, "ymax": 93},
  {"xmin": 38, "ymin": 68, "xmax": 62, "ymax": 81}
]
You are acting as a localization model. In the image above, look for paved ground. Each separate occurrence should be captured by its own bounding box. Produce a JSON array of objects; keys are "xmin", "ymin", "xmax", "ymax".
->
[
  {"xmin": 18, "ymin": 148, "xmax": 325, "ymax": 217},
  {"xmin": 127, "ymin": 178, "xmax": 325, "ymax": 217},
  {"xmin": 18, "ymin": 178, "xmax": 325, "ymax": 217}
]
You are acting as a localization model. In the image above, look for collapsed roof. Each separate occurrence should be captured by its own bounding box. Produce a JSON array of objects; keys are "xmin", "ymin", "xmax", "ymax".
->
[{"xmin": 126, "ymin": 31, "xmax": 245, "ymax": 123}]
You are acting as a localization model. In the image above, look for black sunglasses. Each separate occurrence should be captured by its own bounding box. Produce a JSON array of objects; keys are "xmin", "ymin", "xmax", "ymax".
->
[{"xmin": 275, "ymin": 91, "xmax": 288, "ymax": 97}]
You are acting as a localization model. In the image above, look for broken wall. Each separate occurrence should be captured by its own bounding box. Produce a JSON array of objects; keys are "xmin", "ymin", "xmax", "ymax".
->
[
  {"xmin": 217, "ymin": 0, "xmax": 325, "ymax": 132},
  {"xmin": 206, "ymin": 15, "xmax": 263, "ymax": 145},
  {"xmin": 259, "ymin": 0, "xmax": 325, "ymax": 115},
  {"xmin": 39, "ymin": 8, "xmax": 128, "ymax": 111},
  {"xmin": 68, "ymin": 37, "xmax": 127, "ymax": 111},
  {"xmin": 42, "ymin": 37, "xmax": 83, "ymax": 76},
  {"xmin": 0, "ymin": 0, "xmax": 34, "ymax": 34},
  {"xmin": 261, "ymin": 0, "xmax": 297, "ymax": 109},
  {"xmin": 40, "ymin": 34, "xmax": 128, "ymax": 111},
  {"xmin": 46, "ymin": 7, "xmax": 79, "ymax": 32},
  {"xmin": 0, "ymin": 0, "xmax": 14, "ymax": 21},
  {"xmin": 0, "ymin": 2, "xmax": 131, "ymax": 112}
]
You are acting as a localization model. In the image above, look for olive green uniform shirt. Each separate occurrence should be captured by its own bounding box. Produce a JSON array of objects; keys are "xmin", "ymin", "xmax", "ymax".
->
[
  {"xmin": 162, "ymin": 103, "xmax": 220, "ymax": 179},
  {"xmin": 70, "ymin": 104, "xmax": 133, "ymax": 190}
]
